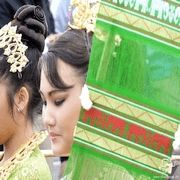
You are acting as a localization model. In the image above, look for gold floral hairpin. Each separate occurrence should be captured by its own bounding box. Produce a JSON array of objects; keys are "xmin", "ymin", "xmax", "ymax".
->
[
  {"xmin": 0, "ymin": 22, "xmax": 29, "ymax": 73},
  {"xmin": 68, "ymin": 0, "xmax": 100, "ymax": 33}
]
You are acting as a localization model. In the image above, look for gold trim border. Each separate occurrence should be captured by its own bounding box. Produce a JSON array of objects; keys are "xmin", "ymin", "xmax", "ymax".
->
[
  {"xmin": 75, "ymin": 126, "xmax": 165, "ymax": 171},
  {"xmin": 98, "ymin": 3, "xmax": 180, "ymax": 47},
  {"xmin": 89, "ymin": 89, "xmax": 178, "ymax": 134}
]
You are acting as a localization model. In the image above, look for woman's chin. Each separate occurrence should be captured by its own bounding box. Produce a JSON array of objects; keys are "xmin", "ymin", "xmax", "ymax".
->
[{"xmin": 51, "ymin": 142, "xmax": 71, "ymax": 156}]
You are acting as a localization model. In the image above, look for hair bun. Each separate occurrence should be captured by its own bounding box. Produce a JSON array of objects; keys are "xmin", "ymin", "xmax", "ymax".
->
[
  {"xmin": 12, "ymin": 5, "xmax": 48, "ymax": 52},
  {"xmin": 34, "ymin": 6, "xmax": 46, "ymax": 24}
]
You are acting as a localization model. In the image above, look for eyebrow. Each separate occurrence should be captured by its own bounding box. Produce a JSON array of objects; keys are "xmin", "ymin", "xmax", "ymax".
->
[{"xmin": 39, "ymin": 86, "xmax": 74, "ymax": 97}]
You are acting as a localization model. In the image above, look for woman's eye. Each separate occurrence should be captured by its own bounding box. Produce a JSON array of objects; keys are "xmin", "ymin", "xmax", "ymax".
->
[{"xmin": 54, "ymin": 100, "xmax": 64, "ymax": 106}]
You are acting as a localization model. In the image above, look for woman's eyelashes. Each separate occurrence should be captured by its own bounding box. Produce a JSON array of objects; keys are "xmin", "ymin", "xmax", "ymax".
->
[
  {"xmin": 42, "ymin": 99, "xmax": 65, "ymax": 107},
  {"xmin": 54, "ymin": 99, "xmax": 65, "ymax": 106}
]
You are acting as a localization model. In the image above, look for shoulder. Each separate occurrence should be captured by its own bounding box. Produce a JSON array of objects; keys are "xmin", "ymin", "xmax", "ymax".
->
[{"xmin": 9, "ymin": 147, "xmax": 52, "ymax": 180}]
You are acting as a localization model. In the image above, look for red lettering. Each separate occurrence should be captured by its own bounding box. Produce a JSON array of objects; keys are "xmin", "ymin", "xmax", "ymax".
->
[
  {"xmin": 82, "ymin": 108, "xmax": 126, "ymax": 136},
  {"xmin": 82, "ymin": 108, "xmax": 102, "ymax": 126},
  {"xmin": 108, "ymin": 115, "xmax": 126, "ymax": 137},
  {"xmin": 128, "ymin": 124, "xmax": 171, "ymax": 154},
  {"xmin": 128, "ymin": 124, "xmax": 146, "ymax": 143},
  {"xmin": 149, "ymin": 134, "xmax": 171, "ymax": 154}
]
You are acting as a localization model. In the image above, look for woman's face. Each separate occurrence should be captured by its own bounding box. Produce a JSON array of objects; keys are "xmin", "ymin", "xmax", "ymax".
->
[
  {"xmin": 40, "ymin": 60, "xmax": 83, "ymax": 156},
  {"xmin": 0, "ymin": 83, "xmax": 17, "ymax": 145}
]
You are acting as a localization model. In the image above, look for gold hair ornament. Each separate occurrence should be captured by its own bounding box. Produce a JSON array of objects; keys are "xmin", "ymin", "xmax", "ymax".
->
[
  {"xmin": 0, "ymin": 22, "xmax": 29, "ymax": 73},
  {"xmin": 68, "ymin": 0, "xmax": 100, "ymax": 33}
]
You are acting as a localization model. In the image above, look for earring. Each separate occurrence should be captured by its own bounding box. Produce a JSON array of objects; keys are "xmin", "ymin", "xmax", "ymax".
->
[{"xmin": 16, "ymin": 107, "xmax": 20, "ymax": 112}]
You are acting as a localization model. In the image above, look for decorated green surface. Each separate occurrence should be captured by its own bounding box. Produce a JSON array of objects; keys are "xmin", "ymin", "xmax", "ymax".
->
[{"xmin": 65, "ymin": 0, "xmax": 180, "ymax": 179}]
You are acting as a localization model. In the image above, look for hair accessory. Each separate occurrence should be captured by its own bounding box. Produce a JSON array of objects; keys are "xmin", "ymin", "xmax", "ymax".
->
[
  {"xmin": 68, "ymin": 0, "xmax": 100, "ymax": 33},
  {"xmin": 172, "ymin": 125, "xmax": 180, "ymax": 151},
  {"xmin": 83, "ymin": 30, "xmax": 91, "ymax": 56},
  {"xmin": 0, "ymin": 22, "xmax": 29, "ymax": 73},
  {"xmin": 79, "ymin": 84, "xmax": 93, "ymax": 110},
  {"xmin": 16, "ymin": 106, "xmax": 20, "ymax": 112}
]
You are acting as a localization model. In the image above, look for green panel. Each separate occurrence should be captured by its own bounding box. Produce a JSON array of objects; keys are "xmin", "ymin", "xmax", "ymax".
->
[
  {"xmin": 65, "ymin": 0, "xmax": 180, "ymax": 179},
  {"xmin": 87, "ymin": 19, "xmax": 180, "ymax": 117},
  {"xmin": 66, "ymin": 142, "xmax": 166, "ymax": 180}
]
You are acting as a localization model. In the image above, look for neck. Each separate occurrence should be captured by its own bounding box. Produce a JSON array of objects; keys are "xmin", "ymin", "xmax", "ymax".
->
[{"xmin": 0, "ymin": 121, "xmax": 33, "ymax": 165}]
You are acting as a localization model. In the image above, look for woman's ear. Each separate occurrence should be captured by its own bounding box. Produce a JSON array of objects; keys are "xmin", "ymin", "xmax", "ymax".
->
[{"xmin": 14, "ymin": 87, "xmax": 29, "ymax": 112}]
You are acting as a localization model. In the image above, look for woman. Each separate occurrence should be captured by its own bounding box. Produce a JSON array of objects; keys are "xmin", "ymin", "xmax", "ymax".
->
[
  {"xmin": 0, "ymin": 5, "xmax": 52, "ymax": 179},
  {"xmin": 39, "ymin": 0, "xmax": 97, "ymax": 157},
  {"xmin": 39, "ymin": 1, "xmax": 98, "ymax": 178},
  {"xmin": 39, "ymin": 29, "xmax": 93, "ymax": 156},
  {"xmin": 39, "ymin": 25, "xmax": 93, "ymax": 180}
]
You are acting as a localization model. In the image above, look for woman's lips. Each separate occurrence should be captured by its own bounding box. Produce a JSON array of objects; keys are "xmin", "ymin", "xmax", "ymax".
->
[{"xmin": 49, "ymin": 132, "xmax": 60, "ymax": 141}]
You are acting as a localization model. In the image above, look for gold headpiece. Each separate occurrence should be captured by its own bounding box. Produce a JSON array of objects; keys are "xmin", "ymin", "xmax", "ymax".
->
[
  {"xmin": 0, "ymin": 22, "xmax": 28, "ymax": 73},
  {"xmin": 68, "ymin": 0, "xmax": 100, "ymax": 33}
]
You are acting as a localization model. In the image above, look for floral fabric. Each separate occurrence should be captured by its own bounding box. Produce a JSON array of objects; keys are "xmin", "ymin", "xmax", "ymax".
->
[
  {"xmin": 0, "ymin": 131, "xmax": 52, "ymax": 180},
  {"xmin": 8, "ymin": 147, "xmax": 52, "ymax": 180}
]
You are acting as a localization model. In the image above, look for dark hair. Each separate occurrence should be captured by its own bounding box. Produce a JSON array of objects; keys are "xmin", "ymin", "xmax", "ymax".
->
[
  {"xmin": 39, "ymin": 29, "xmax": 93, "ymax": 89},
  {"xmin": 0, "ymin": 5, "xmax": 47, "ymax": 121}
]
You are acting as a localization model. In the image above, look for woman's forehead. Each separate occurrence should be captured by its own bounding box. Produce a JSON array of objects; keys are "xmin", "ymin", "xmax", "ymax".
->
[{"xmin": 57, "ymin": 60, "xmax": 78, "ymax": 82}]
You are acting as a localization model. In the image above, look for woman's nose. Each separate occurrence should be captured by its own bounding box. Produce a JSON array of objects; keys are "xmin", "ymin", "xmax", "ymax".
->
[{"xmin": 42, "ymin": 105, "xmax": 56, "ymax": 126}]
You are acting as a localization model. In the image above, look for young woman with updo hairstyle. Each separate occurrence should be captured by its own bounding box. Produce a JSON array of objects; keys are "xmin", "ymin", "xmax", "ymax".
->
[
  {"xmin": 39, "ymin": 28, "xmax": 93, "ymax": 156},
  {"xmin": 0, "ymin": 5, "xmax": 52, "ymax": 179},
  {"xmin": 39, "ymin": 27, "xmax": 93, "ymax": 179}
]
